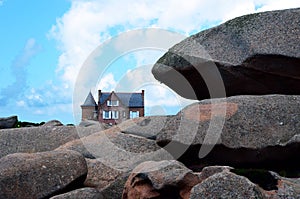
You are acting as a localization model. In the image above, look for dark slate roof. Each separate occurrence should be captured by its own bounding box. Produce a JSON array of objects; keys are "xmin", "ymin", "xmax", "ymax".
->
[
  {"xmin": 100, "ymin": 92, "xmax": 144, "ymax": 107},
  {"xmin": 81, "ymin": 92, "xmax": 97, "ymax": 107}
]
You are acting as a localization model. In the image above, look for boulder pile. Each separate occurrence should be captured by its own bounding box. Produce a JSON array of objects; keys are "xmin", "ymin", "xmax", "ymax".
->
[{"xmin": 0, "ymin": 8, "xmax": 299, "ymax": 198}]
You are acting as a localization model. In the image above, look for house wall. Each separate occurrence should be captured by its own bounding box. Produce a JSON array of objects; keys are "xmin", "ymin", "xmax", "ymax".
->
[
  {"xmin": 129, "ymin": 107, "xmax": 145, "ymax": 117},
  {"xmin": 98, "ymin": 91, "xmax": 145, "ymax": 125},
  {"xmin": 81, "ymin": 106, "xmax": 97, "ymax": 121},
  {"xmin": 98, "ymin": 93, "xmax": 128, "ymax": 125}
]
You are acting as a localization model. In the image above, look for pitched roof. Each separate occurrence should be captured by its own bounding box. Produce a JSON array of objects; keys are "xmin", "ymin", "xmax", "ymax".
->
[
  {"xmin": 81, "ymin": 92, "xmax": 97, "ymax": 107},
  {"xmin": 100, "ymin": 92, "xmax": 144, "ymax": 107}
]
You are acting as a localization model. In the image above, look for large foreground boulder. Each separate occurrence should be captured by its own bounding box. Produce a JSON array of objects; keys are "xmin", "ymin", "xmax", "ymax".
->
[
  {"xmin": 0, "ymin": 116, "xmax": 18, "ymax": 129},
  {"xmin": 156, "ymin": 95, "xmax": 300, "ymax": 172},
  {"xmin": 0, "ymin": 150, "xmax": 87, "ymax": 199},
  {"xmin": 152, "ymin": 8, "xmax": 300, "ymax": 100}
]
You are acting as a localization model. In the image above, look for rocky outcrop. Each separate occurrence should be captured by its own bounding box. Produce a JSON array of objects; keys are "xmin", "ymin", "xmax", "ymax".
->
[
  {"xmin": 56, "ymin": 126, "xmax": 171, "ymax": 171},
  {"xmin": 197, "ymin": 166, "xmax": 233, "ymax": 181},
  {"xmin": 42, "ymin": 120, "xmax": 64, "ymax": 127},
  {"xmin": 0, "ymin": 150, "xmax": 87, "ymax": 199},
  {"xmin": 0, "ymin": 120, "xmax": 104, "ymax": 158},
  {"xmin": 271, "ymin": 173, "xmax": 300, "ymax": 198},
  {"xmin": 122, "ymin": 162, "xmax": 300, "ymax": 199},
  {"xmin": 190, "ymin": 171, "xmax": 264, "ymax": 198},
  {"xmin": 122, "ymin": 160, "xmax": 201, "ymax": 199},
  {"xmin": 50, "ymin": 188, "xmax": 103, "ymax": 199},
  {"xmin": 84, "ymin": 158, "xmax": 130, "ymax": 199},
  {"xmin": 100, "ymin": 173, "xmax": 131, "ymax": 199},
  {"xmin": 0, "ymin": 116, "xmax": 18, "ymax": 129},
  {"xmin": 0, "ymin": 8, "xmax": 299, "ymax": 198},
  {"xmin": 152, "ymin": 8, "xmax": 300, "ymax": 100},
  {"xmin": 118, "ymin": 116, "xmax": 172, "ymax": 139},
  {"xmin": 84, "ymin": 159, "xmax": 123, "ymax": 189},
  {"xmin": 156, "ymin": 95, "xmax": 300, "ymax": 173}
]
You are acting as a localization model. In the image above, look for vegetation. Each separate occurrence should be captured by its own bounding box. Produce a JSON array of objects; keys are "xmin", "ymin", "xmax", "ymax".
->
[{"xmin": 16, "ymin": 121, "xmax": 45, "ymax": 128}]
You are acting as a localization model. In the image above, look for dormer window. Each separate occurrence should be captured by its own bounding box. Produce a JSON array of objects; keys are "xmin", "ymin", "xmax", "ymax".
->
[{"xmin": 107, "ymin": 100, "xmax": 119, "ymax": 106}]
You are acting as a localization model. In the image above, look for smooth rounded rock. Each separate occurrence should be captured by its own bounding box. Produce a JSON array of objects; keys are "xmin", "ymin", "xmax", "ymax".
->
[{"xmin": 0, "ymin": 150, "xmax": 87, "ymax": 199}]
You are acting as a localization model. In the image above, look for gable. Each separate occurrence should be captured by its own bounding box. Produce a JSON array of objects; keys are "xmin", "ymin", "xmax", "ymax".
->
[{"xmin": 99, "ymin": 92, "xmax": 144, "ymax": 107}]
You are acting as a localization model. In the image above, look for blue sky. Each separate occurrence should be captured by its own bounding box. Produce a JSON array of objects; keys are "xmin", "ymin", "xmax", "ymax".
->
[{"xmin": 0, "ymin": 0, "xmax": 299, "ymax": 124}]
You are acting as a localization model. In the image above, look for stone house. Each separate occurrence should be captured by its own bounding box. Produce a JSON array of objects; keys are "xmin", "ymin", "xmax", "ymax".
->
[{"xmin": 81, "ymin": 90, "xmax": 145, "ymax": 125}]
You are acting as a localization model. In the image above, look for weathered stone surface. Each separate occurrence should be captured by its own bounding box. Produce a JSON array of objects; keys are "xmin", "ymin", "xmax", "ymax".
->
[
  {"xmin": 57, "ymin": 127, "xmax": 171, "ymax": 171},
  {"xmin": 56, "ymin": 138, "xmax": 94, "ymax": 159},
  {"xmin": 262, "ymin": 171, "xmax": 300, "ymax": 198},
  {"xmin": 43, "ymin": 120, "xmax": 64, "ymax": 127},
  {"xmin": 118, "ymin": 116, "xmax": 172, "ymax": 139},
  {"xmin": 84, "ymin": 159, "xmax": 129, "ymax": 199},
  {"xmin": 157, "ymin": 95, "xmax": 300, "ymax": 171},
  {"xmin": 84, "ymin": 158, "xmax": 123, "ymax": 189},
  {"xmin": 100, "ymin": 173, "xmax": 131, "ymax": 199},
  {"xmin": 0, "ymin": 125, "xmax": 78, "ymax": 158},
  {"xmin": 79, "ymin": 120, "xmax": 102, "ymax": 127},
  {"xmin": 0, "ymin": 115, "xmax": 17, "ymax": 129},
  {"xmin": 189, "ymin": 171, "xmax": 264, "ymax": 199},
  {"xmin": 152, "ymin": 8, "xmax": 300, "ymax": 100},
  {"xmin": 198, "ymin": 166, "xmax": 233, "ymax": 182},
  {"xmin": 0, "ymin": 122, "xmax": 104, "ymax": 158},
  {"xmin": 50, "ymin": 188, "xmax": 103, "ymax": 199},
  {"xmin": 122, "ymin": 160, "xmax": 200, "ymax": 199},
  {"xmin": 0, "ymin": 150, "xmax": 87, "ymax": 199}
]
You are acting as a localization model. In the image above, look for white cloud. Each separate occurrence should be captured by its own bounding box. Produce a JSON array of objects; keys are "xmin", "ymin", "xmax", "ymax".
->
[
  {"xmin": 50, "ymin": 0, "xmax": 300, "ymax": 92},
  {"xmin": 255, "ymin": 0, "xmax": 300, "ymax": 12},
  {"xmin": 47, "ymin": 0, "xmax": 240, "ymax": 89},
  {"xmin": 0, "ymin": 38, "xmax": 42, "ymax": 106},
  {"xmin": 50, "ymin": 0, "xmax": 300, "ymax": 120},
  {"xmin": 16, "ymin": 100, "xmax": 26, "ymax": 107},
  {"xmin": 96, "ymin": 73, "xmax": 117, "ymax": 91}
]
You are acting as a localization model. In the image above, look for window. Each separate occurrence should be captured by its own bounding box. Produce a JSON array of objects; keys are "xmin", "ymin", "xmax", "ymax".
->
[
  {"xmin": 112, "ymin": 111, "xmax": 119, "ymax": 119},
  {"xmin": 112, "ymin": 100, "xmax": 119, "ymax": 106},
  {"xmin": 123, "ymin": 111, "xmax": 126, "ymax": 118},
  {"xmin": 103, "ymin": 111, "xmax": 111, "ymax": 119},
  {"xmin": 107, "ymin": 100, "xmax": 119, "ymax": 106},
  {"xmin": 103, "ymin": 111, "xmax": 118, "ymax": 119},
  {"xmin": 130, "ymin": 111, "xmax": 139, "ymax": 119}
]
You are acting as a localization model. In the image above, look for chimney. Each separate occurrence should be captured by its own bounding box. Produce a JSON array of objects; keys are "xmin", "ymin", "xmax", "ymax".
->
[
  {"xmin": 141, "ymin": 90, "xmax": 145, "ymax": 106},
  {"xmin": 98, "ymin": 90, "xmax": 102, "ymax": 104}
]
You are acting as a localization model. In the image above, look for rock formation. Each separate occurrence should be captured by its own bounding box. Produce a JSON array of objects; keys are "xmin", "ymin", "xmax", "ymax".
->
[
  {"xmin": 0, "ymin": 120, "xmax": 103, "ymax": 158},
  {"xmin": 156, "ymin": 95, "xmax": 300, "ymax": 173},
  {"xmin": 0, "ymin": 150, "xmax": 87, "ymax": 199},
  {"xmin": 152, "ymin": 8, "xmax": 300, "ymax": 100},
  {"xmin": 50, "ymin": 188, "xmax": 103, "ymax": 199},
  {"xmin": 0, "ymin": 7, "xmax": 299, "ymax": 199},
  {"xmin": 0, "ymin": 115, "xmax": 18, "ymax": 129},
  {"xmin": 122, "ymin": 160, "xmax": 201, "ymax": 199}
]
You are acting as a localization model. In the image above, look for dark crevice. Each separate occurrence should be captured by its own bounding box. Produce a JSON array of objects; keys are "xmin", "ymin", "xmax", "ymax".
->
[
  {"xmin": 158, "ymin": 141, "xmax": 300, "ymax": 178},
  {"xmin": 158, "ymin": 185, "xmax": 181, "ymax": 199},
  {"xmin": 44, "ymin": 173, "xmax": 87, "ymax": 199},
  {"xmin": 231, "ymin": 168, "xmax": 278, "ymax": 191},
  {"xmin": 129, "ymin": 173, "xmax": 182, "ymax": 199}
]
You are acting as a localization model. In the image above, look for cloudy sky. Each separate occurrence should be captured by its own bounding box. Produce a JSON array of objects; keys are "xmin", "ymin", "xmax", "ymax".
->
[{"xmin": 0, "ymin": 0, "xmax": 299, "ymax": 124}]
